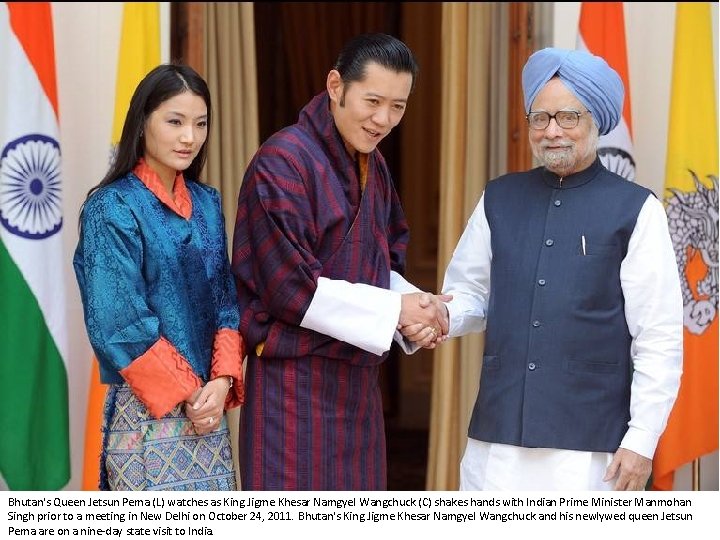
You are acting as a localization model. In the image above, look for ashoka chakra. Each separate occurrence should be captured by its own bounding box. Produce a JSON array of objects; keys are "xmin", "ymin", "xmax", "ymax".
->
[
  {"xmin": 598, "ymin": 146, "xmax": 636, "ymax": 182},
  {"xmin": 0, "ymin": 134, "xmax": 63, "ymax": 239}
]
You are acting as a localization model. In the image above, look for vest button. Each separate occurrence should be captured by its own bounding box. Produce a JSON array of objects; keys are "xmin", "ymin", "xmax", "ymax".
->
[
  {"xmin": 545, "ymin": 238, "xmax": 554, "ymax": 246},
  {"xmin": 538, "ymin": 279, "xmax": 546, "ymax": 286},
  {"xmin": 532, "ymin": 320, "xmax": 541, "ymax": 327},
  {"xmin": 528, "ymin": 362, "xmax": 537, "ymax": 370},
  {"xmin": 554, "ymin": 199, "xmax": 562, "ymax": 206}
]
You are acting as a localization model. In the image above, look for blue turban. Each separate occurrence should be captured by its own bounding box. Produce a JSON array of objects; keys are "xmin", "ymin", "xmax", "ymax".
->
[{"xmin": 522, "ymin": 47, "xmax": 624, "ymax": 135}]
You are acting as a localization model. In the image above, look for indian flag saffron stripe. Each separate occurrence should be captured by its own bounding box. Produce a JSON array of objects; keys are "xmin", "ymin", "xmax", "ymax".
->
[
  {"xmin": 0, "ymin": 2, "xmax": 70, "ymax": 490},
  {"xmin": 577, "ymin": 2, "xmax": 636, "ymax": 181}
]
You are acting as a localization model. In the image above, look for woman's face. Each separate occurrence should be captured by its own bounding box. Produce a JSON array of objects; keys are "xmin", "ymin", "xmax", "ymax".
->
[{"xmin": 143, "ymin": 90, "xmax": 208, "ymax": 185}]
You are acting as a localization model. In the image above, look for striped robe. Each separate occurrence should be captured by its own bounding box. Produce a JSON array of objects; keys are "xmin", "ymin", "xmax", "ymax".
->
[{"xmin": 231, "ymin": 92, "xmax": 409, "ymax": 490}]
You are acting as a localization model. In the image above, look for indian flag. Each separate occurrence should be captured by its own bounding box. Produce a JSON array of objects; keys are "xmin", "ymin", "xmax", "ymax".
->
[
  {"xmin": 577, "ymin": 2, "xmax": 636, "ymax": 181},
  {"xmin": 0, "ymin": 2, "xmax": 70, "ymax": 489},
  {"xmin": 82, "ymin": 1, "xmax": 160, "ymax": 490}
]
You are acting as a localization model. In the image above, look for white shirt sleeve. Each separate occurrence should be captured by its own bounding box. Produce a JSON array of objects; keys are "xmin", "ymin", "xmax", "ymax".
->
[
  {"xmin": 618, "ymin": 195, "xmax": 684, "ymax": 458},
  {"xmin": 441, "ymin": 193, "xmax": 491, "ymax": 337},
  {"xmin": 300, "ymin": 277, "xmax": 401, "ymax": 356}
]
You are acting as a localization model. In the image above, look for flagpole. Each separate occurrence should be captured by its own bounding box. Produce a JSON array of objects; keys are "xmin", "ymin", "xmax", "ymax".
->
[{"xmin": 692, "ymin": 459, "xmax": 700, "ymax": 490}]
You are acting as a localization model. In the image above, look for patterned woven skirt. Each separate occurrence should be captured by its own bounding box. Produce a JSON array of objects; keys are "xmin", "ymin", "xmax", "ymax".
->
[{"xmin": 101, "ymin": 384, "xmax": 236, "ymax": 491}]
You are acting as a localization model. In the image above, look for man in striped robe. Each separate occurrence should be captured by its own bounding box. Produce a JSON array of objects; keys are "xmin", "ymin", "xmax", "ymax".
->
[{"xmin": 231, "ymin": 33, "xmax": 448, "ymax": 490}]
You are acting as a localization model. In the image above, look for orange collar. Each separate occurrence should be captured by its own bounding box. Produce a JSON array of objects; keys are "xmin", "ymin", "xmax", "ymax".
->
[{"xmin": 133, "ymin": 160, "xmax": 192, "ymax": 219}]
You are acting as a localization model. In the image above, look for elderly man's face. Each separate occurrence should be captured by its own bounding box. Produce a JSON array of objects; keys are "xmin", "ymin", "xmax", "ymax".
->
[{"xmin": 528, "ymin": 78, "xmax": 598, "ymax": 177}]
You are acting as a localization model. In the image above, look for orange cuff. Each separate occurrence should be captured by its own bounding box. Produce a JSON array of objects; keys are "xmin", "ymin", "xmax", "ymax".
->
[
  {"xmin": 120, "ymin": 337, "xmax": 202, "ymax": 419},
  {"xmin": 210, "ymin": 328, "xmax": 245, "ymax": 409}
]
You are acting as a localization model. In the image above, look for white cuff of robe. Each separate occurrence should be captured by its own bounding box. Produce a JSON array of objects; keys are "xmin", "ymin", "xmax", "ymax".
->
[
  {"xmin": 619, "ymin": 426, "xmax": 659, "ymax": 460},
  {"xmin": 300, "ymin": 277, "xmax": 401, "ymax": 356},
  {"xmin": 389, "ymin": 271, "xmax": 423, "ymax": 355}
]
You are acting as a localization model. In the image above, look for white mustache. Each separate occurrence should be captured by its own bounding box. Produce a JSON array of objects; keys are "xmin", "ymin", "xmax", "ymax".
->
[{"xmin": 540, "ymin": 142, "xmax": 573, "ymax": 150}]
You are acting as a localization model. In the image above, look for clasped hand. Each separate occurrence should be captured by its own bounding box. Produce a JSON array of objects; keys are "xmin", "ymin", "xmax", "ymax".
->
[
  {"xmin": 184, "ymin": 377, "xmax": 231, "ymax": 435},
  {"xmin": 398, "ymin": 292, "xmax": 452, "ymax": 349}
]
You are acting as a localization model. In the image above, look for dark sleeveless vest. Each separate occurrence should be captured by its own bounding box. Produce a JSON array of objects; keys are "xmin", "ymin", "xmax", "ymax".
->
[{"xmin": 467, "ymin": 159, "xmax": 652, "ymax": 452}]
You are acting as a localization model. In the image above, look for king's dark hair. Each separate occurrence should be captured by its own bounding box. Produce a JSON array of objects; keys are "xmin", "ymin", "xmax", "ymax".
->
[{"xmin": 334, "ymin": 33, "xmax": 419, "ymax": 92}]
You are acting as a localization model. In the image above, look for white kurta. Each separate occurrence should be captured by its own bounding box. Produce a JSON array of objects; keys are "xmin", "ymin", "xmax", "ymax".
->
[{"xmin": 443, "ymin": 193, "xmax": 683, "ymax": 490}]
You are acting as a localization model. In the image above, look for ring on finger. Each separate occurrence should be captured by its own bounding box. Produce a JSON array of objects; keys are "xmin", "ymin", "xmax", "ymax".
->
[{"xmin": 207, "ymin": 416, "xmax": 213, "ymax": 425}]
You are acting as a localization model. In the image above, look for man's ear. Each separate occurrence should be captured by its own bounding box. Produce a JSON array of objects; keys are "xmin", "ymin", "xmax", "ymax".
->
[{"xmin": 327, "ymin": 70, "xmax": 343, "ymax": 104}]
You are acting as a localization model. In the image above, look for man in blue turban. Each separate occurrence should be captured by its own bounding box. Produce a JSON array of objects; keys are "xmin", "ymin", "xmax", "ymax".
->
[
  {"xmin": 522, "ymin": 47, "xmax": 624, "ymax": 136},
  {"xmin": 433, "ymin": 47, "xmax": 683, "ymax": 490}
]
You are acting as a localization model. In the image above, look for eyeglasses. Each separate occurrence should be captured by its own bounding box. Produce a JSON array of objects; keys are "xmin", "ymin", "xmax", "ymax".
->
[{"xmin": 526, "ymin": 110, "xmax": 590, "ymax": 130}]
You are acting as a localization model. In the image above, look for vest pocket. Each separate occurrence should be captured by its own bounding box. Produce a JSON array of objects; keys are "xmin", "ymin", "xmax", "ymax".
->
[{"xmin": 571, "ymin": 243, "xmax": 620, "ymax": 309}]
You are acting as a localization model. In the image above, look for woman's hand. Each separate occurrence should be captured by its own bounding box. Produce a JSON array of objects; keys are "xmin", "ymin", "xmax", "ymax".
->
[{"xmin": 184, "ymin": 376, "xmax": 231, "ymax": 435}]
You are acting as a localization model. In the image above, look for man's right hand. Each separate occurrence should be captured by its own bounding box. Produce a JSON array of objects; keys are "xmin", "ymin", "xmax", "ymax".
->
[{"xmin": 398, "ymin": 292, "xmax": 452, "ymax": 347}]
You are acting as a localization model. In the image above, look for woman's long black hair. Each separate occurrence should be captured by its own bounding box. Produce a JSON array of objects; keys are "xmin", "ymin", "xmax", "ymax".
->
[{"xmin": 81, "ymin": 63, "xmax": 212, "ymax": 207}]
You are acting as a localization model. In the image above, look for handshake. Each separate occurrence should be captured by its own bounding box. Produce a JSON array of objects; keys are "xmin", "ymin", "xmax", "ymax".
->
[{"xmin": 397, "ymin": 292, "xmax": 452, "ymax": 349}]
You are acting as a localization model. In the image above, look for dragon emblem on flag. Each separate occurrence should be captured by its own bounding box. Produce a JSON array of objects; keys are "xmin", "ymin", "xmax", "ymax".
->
[{"xmin": 665, "ymin": 170, "xmax": 719, "ymax": 335}]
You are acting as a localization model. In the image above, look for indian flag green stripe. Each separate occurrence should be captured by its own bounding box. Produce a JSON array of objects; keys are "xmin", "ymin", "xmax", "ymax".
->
[{"xmin": 0, "ymin": 241, "xmax": 70, "ymax": 489}]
